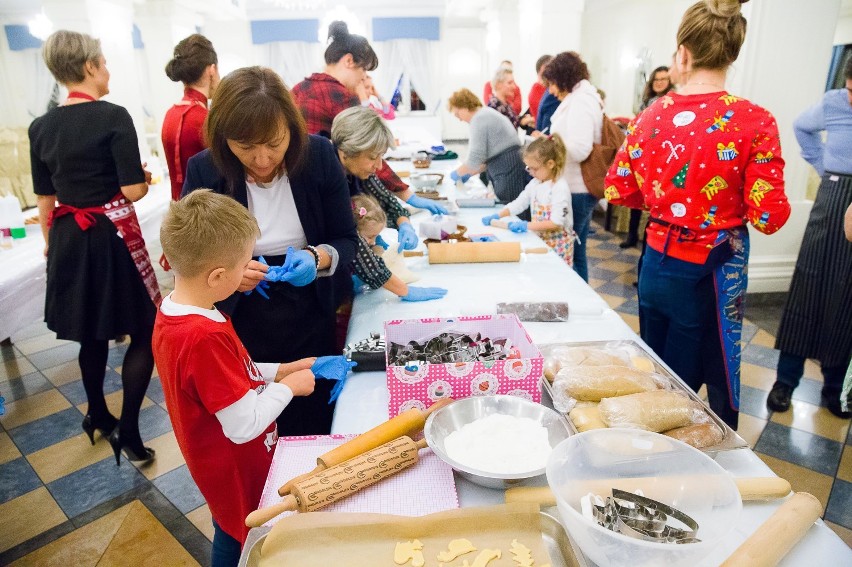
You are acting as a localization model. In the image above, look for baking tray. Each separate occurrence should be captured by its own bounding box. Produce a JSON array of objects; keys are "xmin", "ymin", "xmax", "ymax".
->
[
  {"xmin": 239, "ymin": 510, "xmax": 589, "ymax": 567},
  {"xmin": 539, "ymin": 339, "xmax": 749, "ymax": 454}
]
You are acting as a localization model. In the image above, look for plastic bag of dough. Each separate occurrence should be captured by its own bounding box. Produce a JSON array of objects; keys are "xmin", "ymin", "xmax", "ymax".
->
[
  {"xmin": 569, "ymin": 403, "xmax": 607, "ymax": 432},
  {"xmin": 543, "ymin": 346, "xmax": 632, "ymax": 382},
  {"xmin": 554, "ymin": 365, "xmax": 662, "ymax": 402},
  {"xmin": 663, "ymin": 423, "xmax": 725, "ymax": 449},
  {"xmin": 598, "ymin": 390, "xmax": 706, "ymax": 432}
]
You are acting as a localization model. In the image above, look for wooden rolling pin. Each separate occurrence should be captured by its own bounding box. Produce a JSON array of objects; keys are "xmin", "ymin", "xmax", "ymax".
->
[
  {"xmin": 247, "ymin": 436, "xmax": 428, "ymax": 527},
  {"xmin": 427, "ymin": 241, "xmax": 521, "ymax": 264},
  {"xmin": 720, "ymin": 492, "xmax": 823, "ymax": 567},
  {"xmin": 403, "ymin": 247, "xmax": 548, "ymax": 257},
  {"xmin": 277, "ymin": 398, "xmax": 451, "ymax": 496},
  {"xmin": 505, "ymin": 476, "xmax": 791, "ymax": 506}
]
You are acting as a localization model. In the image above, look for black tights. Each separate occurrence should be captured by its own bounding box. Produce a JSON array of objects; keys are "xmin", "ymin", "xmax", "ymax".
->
[{"xmin": 79, "ymin": 326, "xmax": 153, "ymax": 446}]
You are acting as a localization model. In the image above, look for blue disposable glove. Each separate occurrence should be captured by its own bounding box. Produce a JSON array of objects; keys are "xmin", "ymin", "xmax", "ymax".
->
[
  {"xmin": 397, "ymin": 222, "xmax": 418, "ymax": 252},
  {"xmin": 449, "ymin": 170, "xmax": 471, "ymax": 183},
  {"xmin": 244, "ymin": 256, "xmax": 271, "ymax": 299},
  {"xmin": 310, "ymin": 356, "xmax": 358, "ymax": 404},
  {"xmin": 406, "ymin": 194, "xmax": 448, "ymax": 215},
  {"xmin": 401, "ymin": 286, "xmax": 448, "ymax": 302},
  {"xmin": 275, "ymin": 246, "xmax": 317, "ymax": 287},
  {"xmin": 508, "ymin": 220, "xmax": 529, "ymax": 233},
  {"xmin": 482, "ymin": 213, "xmax": 501, "ymax": 226},
  {"xmin": 374, "ymin": 234, "xmax": 390, "ymax": 250},
  {"xmin": 352, "ymin": 273, "xmax": 367, "ymax": 293}
]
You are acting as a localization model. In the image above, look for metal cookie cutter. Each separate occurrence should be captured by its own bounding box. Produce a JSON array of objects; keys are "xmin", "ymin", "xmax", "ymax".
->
[{"xmin": 610, "ymin": 489, "xmax": 700, "ymax": 544}]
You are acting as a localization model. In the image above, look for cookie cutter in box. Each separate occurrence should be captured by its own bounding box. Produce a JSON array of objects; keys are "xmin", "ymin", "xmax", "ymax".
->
[
  {"xmin": 238, "ymin": 511, "xmax": 590, "ymax": 567},
  {"xmin": 538, "ymin": 339, "xmax": 748, "ymax": 455}
]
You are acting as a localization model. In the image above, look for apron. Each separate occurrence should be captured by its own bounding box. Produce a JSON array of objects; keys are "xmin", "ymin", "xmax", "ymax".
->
[
  {"xmin": 532, "ymin": 200, "xmax": 573, "ymax": 266},
  {"xmin": 486, "ymin": 145, "xmax": 529, "ymax": 204},
  {"xmin": 50, "ymin": 192, "xmax": 162, "ymax": 305}
]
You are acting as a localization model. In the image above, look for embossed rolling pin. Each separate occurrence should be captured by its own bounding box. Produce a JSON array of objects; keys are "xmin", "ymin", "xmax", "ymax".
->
[
  {"xmin": 278, "ymin": 398, "xmax": 451, "ymax": 496},
  {"xmin": 247, "ymin": 436, "xmax": 428, "ymax": 527},
  {"xmin": 505, "ymin": 476, "xmax": 792, "ymax": 506},
  {"xmin": 720, "ymin": 492, "xmax": 823, "ymax": 567}
]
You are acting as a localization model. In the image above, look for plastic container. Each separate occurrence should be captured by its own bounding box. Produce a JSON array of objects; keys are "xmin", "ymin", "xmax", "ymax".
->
[
  {"xmin": 0, "ymin": 195, "xmax": 26, "ymax": 239},
  {"xmin": 546, "ymin": 429, "xmax": 741, "ymax": 567}
]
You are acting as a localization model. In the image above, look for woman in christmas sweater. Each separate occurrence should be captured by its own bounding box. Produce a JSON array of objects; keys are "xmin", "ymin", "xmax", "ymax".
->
[{"xmin": 604, "ymin": 0, "xmax": 790, "ymax": 428}]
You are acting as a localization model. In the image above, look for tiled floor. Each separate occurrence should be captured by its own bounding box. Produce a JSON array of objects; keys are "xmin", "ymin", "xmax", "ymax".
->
[{"xmin": 0, "ymin": 215, "xmax": 850, "ymax": 564}]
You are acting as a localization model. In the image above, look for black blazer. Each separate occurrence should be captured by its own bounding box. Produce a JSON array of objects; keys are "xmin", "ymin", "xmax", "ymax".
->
[{"xmin": 182, "ymin": 134, "xmax": 358, "ymax": 315}]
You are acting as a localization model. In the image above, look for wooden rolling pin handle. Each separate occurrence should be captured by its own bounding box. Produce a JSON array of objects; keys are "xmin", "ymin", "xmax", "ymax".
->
[
  {"xmin": 245, "ymin": 494, "xmax": 298, "ymax": 528},
  {"xmin": 489, "ymin": 219, "xmax": 509, "ymax": 229},
  {"xmin": 720, "ymin": 492, "xmax": 823, "ymax": 567},
  {"xmin": 524, "ymin": 247, "xmax": 549, "ymax": 254},
  {"xmin": 402, "ymin": 250, "xmax": 425, "ymax": 257}
]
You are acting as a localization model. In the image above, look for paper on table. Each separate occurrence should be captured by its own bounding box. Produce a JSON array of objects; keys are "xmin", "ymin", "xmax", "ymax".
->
[
  {"xmin": 259, "ymin": 503, "xmax": 553, "ymax": 567},
  {"xmin": 257, "ymin": 435, "xmax": 459, "ymax": 526}
]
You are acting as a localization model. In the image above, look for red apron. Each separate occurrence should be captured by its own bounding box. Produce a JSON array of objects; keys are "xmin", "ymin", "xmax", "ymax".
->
[{"xmin": 49, "ymin": 192, "xmax": 163, "ymax": 305}]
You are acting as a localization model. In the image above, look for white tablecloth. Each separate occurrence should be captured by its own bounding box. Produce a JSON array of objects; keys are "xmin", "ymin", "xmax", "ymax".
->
[
  {"xmin": 0, "ymin": 183, "xmax": 170, "ymax": 341},
  {"xmin": 329, "ymin": 170, "xmax": 851, "ymax": 566}
]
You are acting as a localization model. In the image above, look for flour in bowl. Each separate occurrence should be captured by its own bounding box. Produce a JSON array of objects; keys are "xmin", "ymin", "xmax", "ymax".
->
[{"xmin": 443, "ymin": 413, "xmax": 552, "ymax": 474}]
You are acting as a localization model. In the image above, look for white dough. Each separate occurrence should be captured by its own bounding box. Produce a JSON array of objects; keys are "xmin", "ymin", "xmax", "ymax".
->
[{"xmin": 443, "ymin": 414, "xmax": 552, "ymax": 474}]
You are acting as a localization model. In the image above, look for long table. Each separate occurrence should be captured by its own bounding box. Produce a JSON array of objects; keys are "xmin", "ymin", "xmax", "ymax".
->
[{"xmin": 328, "ymin": 166, "xmax": 851, "ymax": 565}]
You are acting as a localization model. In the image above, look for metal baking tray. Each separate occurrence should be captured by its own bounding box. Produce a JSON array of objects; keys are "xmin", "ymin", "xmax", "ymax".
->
[
  {"xmin": 539, "ymin": 339, "xmax": 749, "ymax": 454},
  {"xmin": 239, "ymin": 510, "xmax": 589, "ymax": 567}
]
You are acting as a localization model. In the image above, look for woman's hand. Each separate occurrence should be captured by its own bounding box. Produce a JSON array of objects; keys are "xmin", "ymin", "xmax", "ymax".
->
[{"xmin": 237, "ymin": 259, "xmax": 268, "ymax": 292}]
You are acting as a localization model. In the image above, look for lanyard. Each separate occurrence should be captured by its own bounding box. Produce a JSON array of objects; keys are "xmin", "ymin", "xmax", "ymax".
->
[{"xmin": 67, "ymin": 91, "xmax": 97, "ymax": 102}]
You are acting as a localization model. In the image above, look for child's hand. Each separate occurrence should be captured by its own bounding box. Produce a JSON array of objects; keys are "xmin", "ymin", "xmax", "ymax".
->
[
  {"xmin": 238, "ymin": 259, "xmax": 269, "ymax": 292},
  {"xmin": 508, "ymin": 220, "xmax": 528, "ymax": 233},
  {"xmin": 278, "ymin": 368, "xmax": 315, "ymax": 396},
  {"xmin": 277, "ymin": 357, "xmax": 316, "ymax": 378},
  {"xmin": 481, "ymin": 213, "xmax": 501, "ymax": 226}
]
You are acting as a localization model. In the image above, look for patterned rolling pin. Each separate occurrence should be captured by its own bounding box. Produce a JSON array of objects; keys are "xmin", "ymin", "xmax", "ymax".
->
[{"xmin": 246, "ymin": 436, "xmax": 428, "ymax": 527}]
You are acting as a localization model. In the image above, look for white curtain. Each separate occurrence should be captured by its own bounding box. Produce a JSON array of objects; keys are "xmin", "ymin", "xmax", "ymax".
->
[
  {"xmin": 255, "ymin": 42, "xmax": 322, "ymax": 89},
  {"xmin": 374, "ymin": 39, "xmax": 438, "ymax": 115}
]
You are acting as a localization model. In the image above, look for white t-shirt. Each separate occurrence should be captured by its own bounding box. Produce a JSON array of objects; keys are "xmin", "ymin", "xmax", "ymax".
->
[
  {"xmin": 246, "ymin": 174, "xmax": 307, "ymax": 256},
  {"xmin": 506, "ymin": 177, "xmax": 573, "ymax": 230}
]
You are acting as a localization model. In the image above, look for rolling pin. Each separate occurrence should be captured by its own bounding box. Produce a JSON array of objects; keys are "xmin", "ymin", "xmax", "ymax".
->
[
  {"xmin": 505, "ymin": 476, "xmax": 791, "ymax": 506},
  {"xmin": 720, "ymin": 492, "xmax": 823, "ymax": 567},
  {"xmin": 277, "ymin": 398, "xmax": 451, "ymax": 496},
  {"xmin": 247, "ymin": 436, "xmax": 428, "ymax": 527},
  {"xmin": 403, "ymin": 247, "xmax": 548, "ymax": 257}
]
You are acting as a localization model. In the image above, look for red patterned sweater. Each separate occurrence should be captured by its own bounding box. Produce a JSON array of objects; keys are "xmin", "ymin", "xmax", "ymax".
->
[{"xmin": 604, "ymin": 91, "xmax": 791, "ymax": 263}]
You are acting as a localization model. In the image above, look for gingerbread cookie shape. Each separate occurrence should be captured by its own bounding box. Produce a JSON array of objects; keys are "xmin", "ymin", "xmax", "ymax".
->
[
  {"xmin": 394, "ymin": 539, "xmax": 425, "ymax": 567},
  {"xmin": 436, "ymin": 538, "xmax": 477, "ymax": 562},
  {"xmin": 459, "ymin": 548, "xmax": 501, "ymax": 567}
]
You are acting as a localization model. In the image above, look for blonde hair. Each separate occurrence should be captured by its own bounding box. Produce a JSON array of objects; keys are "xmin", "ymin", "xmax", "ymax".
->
[
  {"xmin": 351, "ymin": 194, "xmax": 386, "ymax": 236},
  {"xmin": 447, "ymin": 88, "xmax": 483, "ymax": 112},
  {"xmin": 677, "ymin": 0, "xmax": 749, "ymax": 70},
  {"xmin": 332, "ymin": 106, "xmax": 395, "ymax": 158},
  {"xmin": 161, "ymin": 190, "xmax": 260, "ymax": 277},
  {"xmin": 491, "ymin": 68, "xmax": 514, "ymax": 89},
  {"xmin": 524, "ymin": 134, "xmax": 567, "ymax": 179},
  {"xmin": 43, "ymin": 30, "xmax": 102, "ymax": 84}
]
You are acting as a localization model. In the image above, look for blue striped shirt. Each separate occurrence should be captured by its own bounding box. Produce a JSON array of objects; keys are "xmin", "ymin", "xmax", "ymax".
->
[{"xmin": 793, "ymin": 89, "xmax": 852, "ymax": 176}]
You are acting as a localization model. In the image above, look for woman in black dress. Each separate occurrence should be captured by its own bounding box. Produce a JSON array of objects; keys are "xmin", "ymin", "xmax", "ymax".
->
[{"xmin": 29, "ymin": 31, "xmax": 158, "ymax": 465}]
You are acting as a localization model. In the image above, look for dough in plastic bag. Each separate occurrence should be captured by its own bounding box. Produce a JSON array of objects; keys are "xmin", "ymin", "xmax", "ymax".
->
[
  {"xmin": 598, "ymin": 390, "xmax": 705, "ymax": 432},
  {"xmin": 555, "ymin": 365, "xmax": 661, "ymax": 402}
]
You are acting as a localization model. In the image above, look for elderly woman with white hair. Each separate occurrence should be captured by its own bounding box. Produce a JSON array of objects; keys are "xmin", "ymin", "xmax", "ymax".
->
[
  {"xmin": 487, "ymin": 67, "xmax": 535, "ymax": 130},
  {"xmin": 331, "ymin": 106, "xmax": 447, "ymax": 306}
]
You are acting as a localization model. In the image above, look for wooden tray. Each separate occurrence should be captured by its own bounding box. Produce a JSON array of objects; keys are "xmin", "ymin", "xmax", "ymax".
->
[{"xmin": 539, "ymin": 339, "xmax": 749, "ymax": 455}]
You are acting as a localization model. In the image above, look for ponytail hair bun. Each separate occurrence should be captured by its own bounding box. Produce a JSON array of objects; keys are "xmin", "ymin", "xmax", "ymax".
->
[
  {"xmin": 676, "ymin": 0, "xmax": 748, "ymax": 71},
  {"xmin": 324, "ymin": 20, "xmax": 378, "ymax": 71}
]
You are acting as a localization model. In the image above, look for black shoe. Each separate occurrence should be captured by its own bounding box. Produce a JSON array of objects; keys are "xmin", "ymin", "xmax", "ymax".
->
[
  {"xmin": 108, "ymin": 429, "xmax": 155, "ymax": 466},
  {"xmin": 81, "ymin": 413, "xmax": 118, "ymax": 445},
  {"xmin": 766, "ymin": 382, "xmax": 794, "ymax": 412},
  {"xmin": 821, "ymin": 391, "xmax": 852, "ymax": 419},
  {"xmin": 619, "ymin": 238, "xmax": 638, "ymax": 249}
]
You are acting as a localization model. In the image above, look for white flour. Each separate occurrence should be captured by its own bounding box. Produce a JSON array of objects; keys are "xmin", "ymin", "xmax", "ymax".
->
[{"xmin": 443, "ymin": 413, "xmax": 552, "ymax": 474}]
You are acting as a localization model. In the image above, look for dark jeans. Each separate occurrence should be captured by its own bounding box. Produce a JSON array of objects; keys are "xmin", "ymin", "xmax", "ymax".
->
[
  {"xmin": 638, "ymin": 245, "xmax": 738, "ymax": 429},
  {"xmin": 571, "ymin": 192, "xmax": 599, "ymax": 282},
  {"xmin": 212, "ymin": 519, "xmax": 241, "ymax": 567},
  {"xmin": 776, "ymin": 351, "xmax": 847, "ymax": 395}
]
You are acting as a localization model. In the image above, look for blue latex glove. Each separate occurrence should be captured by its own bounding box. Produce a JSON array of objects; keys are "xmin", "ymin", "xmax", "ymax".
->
[
  {"xmin": 272, "ymin": 246, "xmax": 317, "ymax": 287},
  {"xmin": 352, "ymin": 274, "xmax": 367, "ymax": 293},
  {"xmin": 449, "ymin": 170, "xmax": 472, "ymax": 183},
  {"xmin": 508, "ymin": 220, "xmax": 529, "ymax": 233},
  {"xmin": 482, "ymin": 213, "xmax": 501, "ymax": 226},
  {"xmin": 401, "ymin": 286, "xmax": 448, "ymax": 302},
  {"xmin": 311, "ymin": 356, "xmax": 358, "ymax": 404},
  {"xmin": 374, "ymin": 234, "xmax": 390, "ymax": 250},
  {"xmin": 244, "ymin": 256, "xmax": 271, "ymax": 299},
  {"xmin": 397, "ymin": 222, "xmax": 418, "ymax": 252},
  {"xmin": 406, "ymin": 194, "xmax": 448, "ymax": 215}
]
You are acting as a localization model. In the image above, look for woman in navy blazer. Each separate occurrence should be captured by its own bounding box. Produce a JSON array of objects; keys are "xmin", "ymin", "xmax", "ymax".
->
[{"xmin": 181, "ymin": 67, "xmax": 357, "ymax": 436}]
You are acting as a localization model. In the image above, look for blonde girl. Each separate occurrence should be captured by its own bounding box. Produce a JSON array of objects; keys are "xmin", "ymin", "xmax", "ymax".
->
[
  {"xmin": 481, "ymin": 134, "xmax": 574, "ymax": 265},
  {"xmin": 351, "ymin": 194, "xmax": 447, "ymax": 302}
]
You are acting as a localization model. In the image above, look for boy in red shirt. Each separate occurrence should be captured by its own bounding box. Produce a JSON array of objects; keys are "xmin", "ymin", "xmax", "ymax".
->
[{"xmin": 153, "ymin": 190, "xmax": 315, "ymax": 566}]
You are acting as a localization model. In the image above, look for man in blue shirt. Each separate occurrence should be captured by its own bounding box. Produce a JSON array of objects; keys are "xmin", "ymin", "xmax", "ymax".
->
[{"xmin": 768, "ymin": 57, "xmax": 852, "ymax": 419}]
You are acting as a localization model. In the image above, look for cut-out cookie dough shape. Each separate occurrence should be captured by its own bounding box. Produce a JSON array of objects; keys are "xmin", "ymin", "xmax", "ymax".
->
[
  {"xmin": 509, "ymin": 539, "xmax": 534, "ymax": 567},
  {"xmin": 437, "ymin": 538, "xmax": 477, "ymax": 562},
  {"xmin": 459, "ymin": 548, "xmax": 502, "ymax": 567},
  {"xmin": 394, "ymin": 539, "xmax": 425, "ymax": 567}
]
